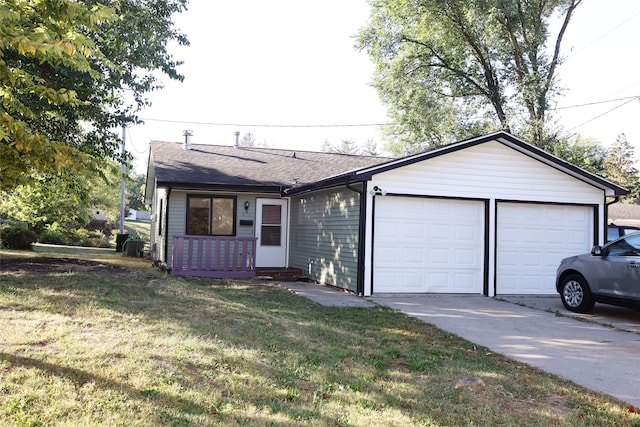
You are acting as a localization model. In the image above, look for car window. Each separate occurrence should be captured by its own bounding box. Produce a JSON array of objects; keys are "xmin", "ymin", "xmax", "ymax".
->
[
  {"xmin": 607, "ymin": 234, "xmax": 640, "ymax": 257},
  {"xmin": 607, "ymin": 227, "xmax": 619, "ymax": 241}
]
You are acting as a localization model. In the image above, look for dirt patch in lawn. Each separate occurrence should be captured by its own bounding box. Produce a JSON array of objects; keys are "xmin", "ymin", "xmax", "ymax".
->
[{"xmin": 1, "ymin": 257, "xmax": 131, "ymax": 276}]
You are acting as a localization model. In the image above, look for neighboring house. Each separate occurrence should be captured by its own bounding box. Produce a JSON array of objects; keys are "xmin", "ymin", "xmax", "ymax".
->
[
  {"xmin": 609, "ymin": 203, "xmax": 640, "ymax": 226},
  {"xmin": 126, "ymin": 209, "xmax": 152, "ymax": 221},
  {"xmin": 145, "ymin": 131, "xmax": 627, "ymax": 297},
  {"xmin": 93, "ymin": 209, "xmax": 108, "ymax": 222}
]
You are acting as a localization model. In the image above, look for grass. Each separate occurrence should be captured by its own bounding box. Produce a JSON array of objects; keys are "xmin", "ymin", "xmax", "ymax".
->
[
  {"xmin": 1, "ymin": 248, "xmax": 638, "ymax": 426},
  {"xmin": 121, "ymin": 220, "xmax": 150, "ymax": 242}
]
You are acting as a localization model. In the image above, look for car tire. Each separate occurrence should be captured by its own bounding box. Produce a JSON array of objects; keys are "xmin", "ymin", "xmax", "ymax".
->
[{"xmin": 560, "ymin": 274, "xmax": 595, "ymax": 313}]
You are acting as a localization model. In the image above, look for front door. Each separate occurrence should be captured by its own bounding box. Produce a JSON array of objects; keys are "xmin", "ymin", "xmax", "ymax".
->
[{"xmin": 255, "ymin": 198, "xmax": 288, "ymax": 267}]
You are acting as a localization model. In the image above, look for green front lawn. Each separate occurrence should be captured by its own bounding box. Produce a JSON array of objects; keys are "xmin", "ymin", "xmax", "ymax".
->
[{"xmin": 0, "ymin": 248, "xmax": 637, "ymax": 426}]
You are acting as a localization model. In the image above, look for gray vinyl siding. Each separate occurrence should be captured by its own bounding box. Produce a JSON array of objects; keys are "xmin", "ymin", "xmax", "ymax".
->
[{"xmin": 289, "ymin": 185, "xmax": 362, "ymax": 292}]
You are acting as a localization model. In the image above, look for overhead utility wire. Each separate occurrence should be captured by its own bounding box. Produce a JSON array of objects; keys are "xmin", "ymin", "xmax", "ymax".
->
[
  {"xmin": 563, "ymin": 97, "xmax": 638, "ymax": 135},
  {"xmin": 139, "ymin": 95, "xmax": 640, "ymax": 129},
  {"xmin": 552, "ymin": 95, "xmax": 639, "ymax": 110},
  {"xmin": 139, "ymin": 118, "xmax": 387, "ymax": 128},
  {"xmin": 564, "ymin": 10, "xmax": 640, "ymax": 59}
]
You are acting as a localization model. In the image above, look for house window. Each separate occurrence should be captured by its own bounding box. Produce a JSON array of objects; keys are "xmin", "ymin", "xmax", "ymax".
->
[{"xmin": 187, "ymin": 195, "xmax": 236, "ymax": 236}]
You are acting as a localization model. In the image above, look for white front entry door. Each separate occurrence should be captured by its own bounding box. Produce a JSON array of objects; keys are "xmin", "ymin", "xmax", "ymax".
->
[{"xmin": 255, "ymin": 199, "xmax": 288, "ymax": 267}]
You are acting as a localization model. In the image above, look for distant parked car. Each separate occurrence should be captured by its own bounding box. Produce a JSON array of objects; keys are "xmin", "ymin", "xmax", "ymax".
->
[
  {"xmin": 556, "ymin": 232, "xmax": 640, "ymax": 313},
  {"xmin": 608, "ymin": 223, "xmax": 640, "ymax": 241}
]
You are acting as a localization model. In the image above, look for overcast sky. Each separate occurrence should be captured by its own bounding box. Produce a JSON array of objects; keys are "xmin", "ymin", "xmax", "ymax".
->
[{"xmin": 126, "ymin": 0, "xmax": 640, "ymax": 173}]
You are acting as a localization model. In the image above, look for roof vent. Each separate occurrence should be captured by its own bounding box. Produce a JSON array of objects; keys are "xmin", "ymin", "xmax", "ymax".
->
[
  {"xmin": 182, "ymin": 130, "xmax": 193, "ymax": 150},
  {"xmin": 234, "ymin": 131, "xmax": 240, "ymax": 149},
  {"xmin": 292, "ymin": 152, "xmax": 296, "ymax": 158}
]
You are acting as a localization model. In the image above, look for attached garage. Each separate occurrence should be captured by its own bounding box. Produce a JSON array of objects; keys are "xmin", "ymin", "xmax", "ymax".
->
[
  {"xmin": 352, "ymin": 132, "xmax": 627, "ymax": 297},
  {"xmin": 496, "ymin": 203, "xmax": 595, "ymax": 294},
  {"xmin": 373, "ymin": 197, "xmax": 485, "ymax": 293},
  {"xmin": 283, "ymin": 132, "xmax": 627, "ymax": 297}
]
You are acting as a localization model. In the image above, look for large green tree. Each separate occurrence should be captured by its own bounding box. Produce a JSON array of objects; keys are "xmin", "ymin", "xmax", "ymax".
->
[
  {"xmin": 357, "ymin": 0, "xmax": 582, "ymax": 153},
  {"xmin": 0, "ymin": 0, "xmax": 188, "ymax": 191}
]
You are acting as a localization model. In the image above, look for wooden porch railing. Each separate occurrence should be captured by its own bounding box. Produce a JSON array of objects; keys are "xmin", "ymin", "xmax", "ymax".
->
[{"xmin": 172, "ymin": 235, "xmax": 258, "ymax": 279}]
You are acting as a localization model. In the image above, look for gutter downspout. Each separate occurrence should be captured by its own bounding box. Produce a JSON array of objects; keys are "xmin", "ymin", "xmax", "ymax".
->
[
  {"xmin": 605, "ymin": 195, "xmax": 620, "ymax": 241},
  {"xmin": 346, "ymin": 178, "xmax": 366, "ymax": 296}
]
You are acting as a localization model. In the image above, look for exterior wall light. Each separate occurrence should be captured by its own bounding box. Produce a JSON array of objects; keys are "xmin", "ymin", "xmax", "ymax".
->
[
  {"xmin": 369, "ymin": 185, "xmax": 388, "ymax": 196},
  {"xmin": 244, "ymin": 201, "xmax": 250, "ymax": 211}
]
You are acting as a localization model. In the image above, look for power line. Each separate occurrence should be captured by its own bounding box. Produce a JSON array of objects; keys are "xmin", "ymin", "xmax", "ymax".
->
[
  {"xmin": 564, "ymin": 10, "xmax": 640, "ymax": 60},
  {"xmin": 139, "ymin": 117, "xmax": 388, "ymax": 128},
  {"xmin": 553, "ymin": 95, "xmax": 640, "ymax": 110},
  {"xmin": 126, "ymin": 126, "xmax": 149, "ymax": 154},
  {"xmin": 139, "ymin": 94, "xmax": 639, "ymax": 129},
  {"xmin": 563, "ymin": 97, "xmax": 638, "ymax": 135}
]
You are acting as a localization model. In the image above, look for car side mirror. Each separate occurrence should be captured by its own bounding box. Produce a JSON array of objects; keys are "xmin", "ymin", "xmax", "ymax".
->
[{"xmin": 591, "ymin": 246, "xmax": 603, "ymax": 256}]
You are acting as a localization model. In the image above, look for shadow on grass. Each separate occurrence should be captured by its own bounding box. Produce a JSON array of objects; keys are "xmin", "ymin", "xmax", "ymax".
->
[
  {"xmin": 0, "ymin": 352, "xmax": 212, "ymax": 425},
  {"xmin": 1, "ymin": 256, "xmax": 634, "ymax": 425}
]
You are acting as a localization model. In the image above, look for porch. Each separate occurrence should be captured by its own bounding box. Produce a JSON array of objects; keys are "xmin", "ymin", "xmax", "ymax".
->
[{"xmin": 171, "ymin": 235, "xmax": 258, "ymax": 279}]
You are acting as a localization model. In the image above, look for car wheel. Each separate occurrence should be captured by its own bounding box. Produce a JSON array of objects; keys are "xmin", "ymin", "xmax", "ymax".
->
[{"xmin": 560, "ymin": 274, "xmax": 594, "ymax": 313}]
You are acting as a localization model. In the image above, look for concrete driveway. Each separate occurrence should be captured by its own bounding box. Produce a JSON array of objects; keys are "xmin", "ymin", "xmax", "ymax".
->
[
  {"xmin": 278, "ymin": 282, "xmax": 640, "ymax": 406},
  {"xmin": 368, "ymin": 294, "xmax": 640, "ymax": 407}
]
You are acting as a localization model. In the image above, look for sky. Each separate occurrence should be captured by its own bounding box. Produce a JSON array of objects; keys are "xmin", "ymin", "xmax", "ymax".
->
[{"xmin": 126, "ymin": 0, "xmax": 640, "ymax": 174}]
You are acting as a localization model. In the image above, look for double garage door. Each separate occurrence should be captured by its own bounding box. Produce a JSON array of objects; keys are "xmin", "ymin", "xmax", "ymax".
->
[{"xmin": 373, "ymin": 197, "xmax": 594, "ymax": 295}]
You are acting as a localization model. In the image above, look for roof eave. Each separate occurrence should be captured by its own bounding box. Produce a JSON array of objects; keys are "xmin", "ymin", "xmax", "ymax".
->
[{"xmin": 156, "ymin": 181, "xmax": 284, "ymax": 194}]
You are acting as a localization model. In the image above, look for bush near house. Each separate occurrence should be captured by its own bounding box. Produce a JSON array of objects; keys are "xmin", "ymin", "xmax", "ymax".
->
[
  {"xmin": 0, "ymin": 225, "xmax": 37, "ymax": 249},
  {"xmin": 38, "ymin": 223, "xmax": 111, "ymax": 248}
]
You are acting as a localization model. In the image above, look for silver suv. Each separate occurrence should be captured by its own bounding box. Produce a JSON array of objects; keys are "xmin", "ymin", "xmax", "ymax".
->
[{"xmin": 556, "ymin": 232, "xmax": 640, "ymax": 313}]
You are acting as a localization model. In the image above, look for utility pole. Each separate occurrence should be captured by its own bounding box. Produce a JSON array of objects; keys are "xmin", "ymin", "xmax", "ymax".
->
[
  {"xmin": 115, "ymin": 125, "xmax": 128, "ymax": 252},
  {"xmin": 119, "ymin": 125, "xmax": 126, "ymax": 235}
]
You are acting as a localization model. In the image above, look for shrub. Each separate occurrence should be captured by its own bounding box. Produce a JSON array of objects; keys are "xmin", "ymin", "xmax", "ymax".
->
[
  {"xmin": 38, "ymin": 224, "xmax": 112, "ymax": 248},
  {"xmin": 39, "ymin": 223, "xmax": 70, "ymax": 245},
  {"xmin": 0, "ymin": 225, "xmax": 38, "ymax": 249}
]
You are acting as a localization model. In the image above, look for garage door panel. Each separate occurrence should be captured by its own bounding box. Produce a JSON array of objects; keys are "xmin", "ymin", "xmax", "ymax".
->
[
  {"xmin": 454, "ymin": 248, "xmax": 477, "ymax": 265},
  {"xmin": 497, "ymin": 203, "xmax": 593, "ymax": 295},
  {"xmin": 374, "ymin": 197, "xmax": 484, "ymax": 293}
]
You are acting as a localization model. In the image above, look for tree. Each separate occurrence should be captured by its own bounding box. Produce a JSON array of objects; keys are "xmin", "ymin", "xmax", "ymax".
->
[
  {"xmin": 0, "ymin": 0, "xmax": 188, "ymax": 191},
  {"xmin": 0, "ymin": 163, "xmax": 122, "ymax": 234},
  {"xmin": 362, "ymin": 139, "xmax": 380, "ymax": 156},
  {"xmin": 240, "ymin": 132, "xmax": 256, "ymax": 147},
  {"xmin": 322, "ymin": 138, "xmax": 363, "ymax": 155},
  {"xmin": 357, "ymin": 0, "xmax": 582, "ymax": 153},
  {"xmin": 549, "ymin": 135, "xmax": 607, "ymax": 175},
  {"xmin": 602, "ymin": 134, "xmax": 640, "ymax": 204},
  {"xmin": 126, "ymin": 174, "xmax": 149, "ymax": 212}
]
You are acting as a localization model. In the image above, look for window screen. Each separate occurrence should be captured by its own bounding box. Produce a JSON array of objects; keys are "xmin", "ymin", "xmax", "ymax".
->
[{"xmin": 261, "ymin": 204, "xmax": 281, "ymax": 246}]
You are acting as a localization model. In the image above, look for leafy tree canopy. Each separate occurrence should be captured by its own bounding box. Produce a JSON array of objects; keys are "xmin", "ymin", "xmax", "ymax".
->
[
  {"xmin": 0, "ymin": 0, "xmax": 188, "ymax": 191},
  {"xmin": 549, "ymin": 135, "xmax": 607, "ymax": 175},
  {"xmin": 357, "ymin": 0, "xmax": 582, "ymax": 153},
  {"xmin": 127, "ymin": 173, "xmax": 149, "ymax": 212}
]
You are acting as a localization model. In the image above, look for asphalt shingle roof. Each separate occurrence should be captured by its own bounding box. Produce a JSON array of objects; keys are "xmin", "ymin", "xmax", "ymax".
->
[{"xmin": 149, "ymin": 141, "xmax": 388, "ymax": 190}]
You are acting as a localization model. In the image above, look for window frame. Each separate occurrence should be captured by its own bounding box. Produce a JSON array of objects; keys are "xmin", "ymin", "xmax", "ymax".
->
[{"xmin": 186, "ymin": 194, "xmax": 237, "ymax": 236}]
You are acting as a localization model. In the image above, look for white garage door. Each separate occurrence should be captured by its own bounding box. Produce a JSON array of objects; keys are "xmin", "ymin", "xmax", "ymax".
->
[
  {"xmin": 497, "ymin": 203, "xmax": 594, "ymax": 295},
  {"xmin": 373, "ymin": 197, "xmax": 485, "ymax": 293}
]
